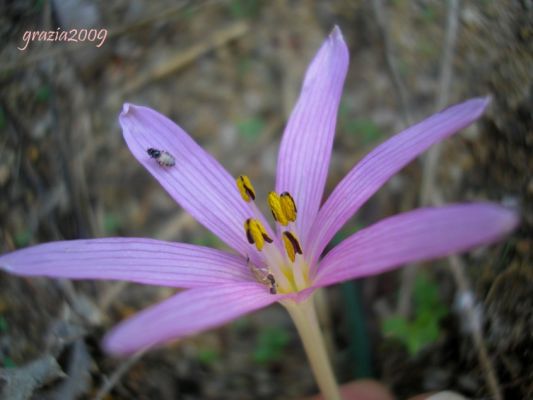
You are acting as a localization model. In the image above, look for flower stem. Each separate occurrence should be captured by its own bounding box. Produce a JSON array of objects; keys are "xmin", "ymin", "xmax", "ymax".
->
[{"xmin": 282, "ymin": 296, "xmax": 341, "ymax": 400}]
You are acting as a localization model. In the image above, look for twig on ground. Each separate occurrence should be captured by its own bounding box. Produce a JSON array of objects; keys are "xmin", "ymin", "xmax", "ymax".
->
[
  {"xmin": 122, "ymin": 21, "xmax": 249, "ymax": 95},
  {"xmin": 448, "ymin": 255, "xmax": 503, "ymax": 400},
  {"xmin": 371, "ymin": 0, "xmax": 415, "ymax": 317},
  {"xmin": 48, "ymin": 340, "xmax": 93, "ymax": 400},
  {"xmin": 373, "ymin": 1, "xmax": 503, "ymax": 398},
  {"xmin": 371, "ymin": 0, "xmax": 413, "ymax": 126},
  {"xmin": 421, "ymin": 1, "xmax": 503, "ymax": 398},
  {"xmin": 93, "ymin": 350, "xmax": 146, "ymax": 400},
  {"xmin": 420, "ymin": 0, "xmax": 461, "ymax": 206},
  {"xmin": 0, "ymin": 355, "xmax": 64, "ymax": 400},
  {"xmin": 97, "ymin": 281, "xmax": 129, "ymax": 313},
  {"xmin": 396, "ymin": 0, "xmax": 462, "ymax": 318}
]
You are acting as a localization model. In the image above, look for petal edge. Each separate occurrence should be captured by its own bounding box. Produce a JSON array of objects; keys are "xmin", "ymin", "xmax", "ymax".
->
[
  {"xmin": 308, "ymin": 97, "xmax": 490, "ymax": 262},
  {"xmin": 103, "ymin": 282, "xmax": 283, "ymax": 355},
  {"xmin": 314, "ymin": 203, "xmax": 517, "ymax": 287},
  {"xmin": 276, "ymin": 27, "xmax": 349, "ymax": 243}
]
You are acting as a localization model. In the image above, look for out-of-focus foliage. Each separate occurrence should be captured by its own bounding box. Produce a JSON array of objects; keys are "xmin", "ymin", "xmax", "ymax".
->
[
  {"xmin": 253, "ymin": 326, "xmax": 290, "ymax": 365},
  {"xmin": 237, "ymin": 117, "xmax": 265, "ymax": 140},
  {"xmin": 382, "ymin": 272, "xmax": 448, "ymax": 355},
  {"xmin": 197, "ymin": 347, "xmax": 220, "ymax": 366}
]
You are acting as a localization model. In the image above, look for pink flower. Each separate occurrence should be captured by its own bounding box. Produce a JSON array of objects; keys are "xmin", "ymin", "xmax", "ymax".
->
[{"xmin": 0, "ymin": 27, "xmax": 516, "ymax": 356}]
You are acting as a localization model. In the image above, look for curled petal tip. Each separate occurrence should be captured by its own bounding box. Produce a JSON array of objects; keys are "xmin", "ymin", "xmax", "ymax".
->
[
  {"xmin": 500, "ymin": 207, "xmax": 520, "ymax": 232},
  {"xmin": 0, "ymin": 260, "xmax": 12, "ymax": 273},
  {"xmin": 481, "ymin": 95, "xmax": 492, "ymax": 106},
  {"xmin": 330, "ymin": 25, "xmax": 343, "ymax": 39},
  {"xmin": 101, "ymin": 332, "xmax": 125, "ymax": 356},
  {"xmin": 102, "ymin": 328, "xmax": 149, "ymax": 356},
  {"xmin": 121, "ymin": 103, "xmax": 133, "ymax": 117},
  {"xmin": 443, "ymin": 96, "xmax": 490, "ymax": 118},
  {"xmin": 474, "ymin": 95, "xmax": 491, "ymax": 112}
]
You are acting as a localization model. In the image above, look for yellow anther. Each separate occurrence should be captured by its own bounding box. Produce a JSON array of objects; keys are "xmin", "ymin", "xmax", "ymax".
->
[
  {"xmin": 244, "ymin": 218, "xmax": 273, "ymax": 251},
  {"xmin": 237, "ymin": 175, "xmax": 256, "ymax": 202},
  {"xmin": 282, "ymin": 231, "xmax": 303, "ymax": 262},
  {"xmin": 267, "ymin": 192, "xmax": 289, "ymax": 226},
  {"xmin": 280, "ymin": 192, "xmax": 297, "ymax": 222}
]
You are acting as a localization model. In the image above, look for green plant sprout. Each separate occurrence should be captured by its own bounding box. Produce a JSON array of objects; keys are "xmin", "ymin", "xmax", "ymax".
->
[{"xmin": 382, "ymin": 272, "xmax": 449, "ymax": 355}]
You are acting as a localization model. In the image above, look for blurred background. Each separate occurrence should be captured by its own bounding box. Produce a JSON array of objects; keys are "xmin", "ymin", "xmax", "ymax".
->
[{"xmin": 0, "ymin": 1, "xmax": 531, "ymax": 399}]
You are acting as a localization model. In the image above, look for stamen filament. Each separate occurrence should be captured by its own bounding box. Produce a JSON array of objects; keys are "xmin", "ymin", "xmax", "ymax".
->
[
  {"xmin": 236, "ymin": 179, "xmax": 305, "ymax": 294},
  {"xmin": 292, "ymin": 257, "xmax": 309, "ymax": 291},
  {"xmin": 262, "ymin": 245, "xmax": 293, "ymax": 292}
]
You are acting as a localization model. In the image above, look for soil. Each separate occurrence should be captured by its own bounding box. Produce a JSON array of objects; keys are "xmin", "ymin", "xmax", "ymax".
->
[{"xmin": 0, "ymin": 1, "xmax": 531, "ymax": 399}]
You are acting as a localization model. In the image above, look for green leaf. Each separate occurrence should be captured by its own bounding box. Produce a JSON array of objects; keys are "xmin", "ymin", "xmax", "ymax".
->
[
  {"xmin": 344, "ymin": 119, "xmax": 382, "ymax": 143},
  {"xmin": 382, "ymin": 316, "xmax": 410, "ymax": 338},
  {"xmin": 0, "ymin": 106, "xmax": 5, "ymax": 130},
  {"xmin": 34, "ymin": 0, "xmax": 45, "ymax": 10},
  {"xmin": 191, "ymin": 233, "xmax": 222, "ymax": 248},
  {"xmin": 253, "ymin": 327, "xmax": 290, "ymax": 364},
  {"xmin": 231, "ymin": 316, "xmax": 250, "ymax": 331},
  {"xmin": 2, "ymin": 356, "xmax": 16, "ymax": 368},
  {"xmin": 36, "ymin": 85, "xmax": 51, "ymax": 103},
  {"xmin": 0, "ymin": 315, "xmax": 7, "ymax": 333},
  {"xmin": 14, "ymin": 229, "xmax": 32, "ymax": 248},
  {"xmin": 381, "ymin": 272, "xmax": 449, "ymax": 355},
  {"xmin": 237, "ymin": 117, "xmax": 265, "ymax": 139},
  {"xmin": 103, "ymin": 213, "xmax": 122, "ymax": 235},
  {"xmin": 228, "ymin": 0, "xmax": 261, "ymax": 19},
  {"xmin": 197, "ymin": 348, "xmax": 219, "ymax": 366}
]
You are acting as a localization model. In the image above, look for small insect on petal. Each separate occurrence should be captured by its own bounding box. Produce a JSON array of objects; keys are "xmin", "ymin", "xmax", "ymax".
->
[
  {"xmin": 147, "ymin": 148, "xmax": 175, "ymax": 167},
  {"xmin": 266, "ymin": 273, "xmax": 277, "ymax": 294}
]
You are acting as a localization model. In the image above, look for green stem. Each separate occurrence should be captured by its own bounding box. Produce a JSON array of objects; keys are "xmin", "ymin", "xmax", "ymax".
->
[{"xmin": 282, "ymin": 296, "xmax": 341, "ymax": 400}]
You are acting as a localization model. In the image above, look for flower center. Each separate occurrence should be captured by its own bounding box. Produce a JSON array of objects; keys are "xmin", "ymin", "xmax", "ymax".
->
[{"xmin": 237, "ymin": 175, "xmax": 310, "ymax": 294}]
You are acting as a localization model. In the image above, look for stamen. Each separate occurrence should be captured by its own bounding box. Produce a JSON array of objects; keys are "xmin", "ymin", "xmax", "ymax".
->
[
  {"xmin": 236, "ymin": 175, "xmax": 256, "ymax": 202},
  {"xmin": 282, "ymin": 231, "xmax": 303, "ymax": 262},
  {"xmin": 280, "ymin": 192, "xmax": 297, "ymax": 222},
  {"xmin": 244, "ymin": 218, "xmax": 273, "ymax": 251},
  {"xmin": 267, "ymin": 192, "xmax": 289, "ymax": 226}
]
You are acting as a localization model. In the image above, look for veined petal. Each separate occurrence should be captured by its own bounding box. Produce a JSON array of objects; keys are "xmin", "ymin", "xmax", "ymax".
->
[
  {"xmin": 0, "ymin": 238, "xmax": 252, "ymax": 288},
  {"xmin": 275, "ymin": 26, "xmax": 349, "ymax": 242},
  {"xmin": 314, "ymin": 204, "xmax": 517, "ymax": 287},
  {"xmin": 120, "ymin": 105, "xmax": 251, "ymax": 256},
  {"xmin": 103, "ymin": 282, "xmax": 283, "ymax": 355},
  {"xmin": 308, "ymin": 97, "xmax": 490, "ymax": 261}
]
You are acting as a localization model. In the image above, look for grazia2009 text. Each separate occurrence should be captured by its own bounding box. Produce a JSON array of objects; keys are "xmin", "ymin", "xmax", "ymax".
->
[{"xmin": 18, "ymin": 28, "xmax": 108, "ymax": 51}]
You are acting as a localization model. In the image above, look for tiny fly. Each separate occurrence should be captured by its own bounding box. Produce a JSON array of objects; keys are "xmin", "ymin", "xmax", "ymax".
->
[
  {"xmin": 246, "ymin": 256, "xmax": 277, "ymax": 295},
  {"xmin": 147, "ymin": 148, "xmax": 175, "ymax": 167}
]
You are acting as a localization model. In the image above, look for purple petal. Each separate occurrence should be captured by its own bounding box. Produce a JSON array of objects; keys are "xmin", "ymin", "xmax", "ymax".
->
[
  {"xmin": 120, "ymin": 105, "xmax": 252, "ymax": 257},
  {"xmin": 275, "ymin": 26, "xmax": 349, "ymax": 242},
  {"xmin": 314, "ymin": 203, "xmax": 517, "ymax": 287},
  {"xmin": 0, "ymin": 238, "xmax": 252, "ymax": 287},
  {"xmin": 308, "ymin": 97, "xmax": 490, "ymax": 261},
  {"xmin": 103, "ymin": 282, "xmax": 282, "ymax": 355}
]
